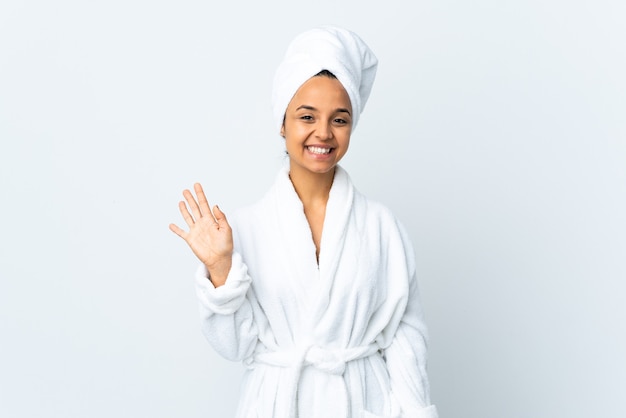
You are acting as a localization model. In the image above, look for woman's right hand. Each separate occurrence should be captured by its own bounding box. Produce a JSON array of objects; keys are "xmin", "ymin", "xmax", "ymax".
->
[{"xmin": 169, "ymin": 183, "xmax": 233, "ymax": 287}]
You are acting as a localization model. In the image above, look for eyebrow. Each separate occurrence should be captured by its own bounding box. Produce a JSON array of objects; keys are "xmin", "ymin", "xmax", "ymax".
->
[{"xmin": 296, "ymin": 105, "xmax": 351, "ymax": 115}]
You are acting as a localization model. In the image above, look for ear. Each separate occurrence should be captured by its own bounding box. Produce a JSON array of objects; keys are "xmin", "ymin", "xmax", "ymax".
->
[{"xmin": 280, "ymin": 126, "xmax": 285, "ymax": 137}]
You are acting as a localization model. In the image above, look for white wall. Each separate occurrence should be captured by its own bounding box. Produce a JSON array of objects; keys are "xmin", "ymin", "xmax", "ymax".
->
[{"xmin": 1, "ymin": 1, "xmax": 624, "ymax": 417}]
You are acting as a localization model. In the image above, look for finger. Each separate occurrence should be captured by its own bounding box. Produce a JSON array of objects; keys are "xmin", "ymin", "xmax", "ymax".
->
[
  {"xmin": 178, "ymin": 200, "xmax": 195, "ymax": 227},
  {"xmin": 213, "ymin": 204, "xmax": 229, "ymax": 227},
  {"xmin": 183, "ymin": 188, "xmax": 203, "ymax": 220},
  {"xmin": 194, "ymin": 183, "xmax": 213, "ymax": 216},
  {"xmin": 168, "ymin": 223, "xmax": 187, "ymax": 239}
]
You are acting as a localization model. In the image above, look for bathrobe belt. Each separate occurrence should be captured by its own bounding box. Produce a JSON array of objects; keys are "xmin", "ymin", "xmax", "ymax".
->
[{"xmin": 252, "ymin": 343, "xmax": 381, "ymax": 417}]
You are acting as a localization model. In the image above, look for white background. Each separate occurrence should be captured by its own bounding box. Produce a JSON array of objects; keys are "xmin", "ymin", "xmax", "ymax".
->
[{"xmin": 1, "ymin": 1, "xmax": 625, "ymax": 417}]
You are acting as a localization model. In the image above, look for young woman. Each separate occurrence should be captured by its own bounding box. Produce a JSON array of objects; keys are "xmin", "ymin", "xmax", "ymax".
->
[{"xmin": 170, "ymin": 26, "xmax": 438, "ymax": 418}]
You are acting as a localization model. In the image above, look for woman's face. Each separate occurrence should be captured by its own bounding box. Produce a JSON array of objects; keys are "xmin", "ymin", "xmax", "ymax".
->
[{"xmin": 281, "ymin": 76, "xmax": 352, "ymax": 178}]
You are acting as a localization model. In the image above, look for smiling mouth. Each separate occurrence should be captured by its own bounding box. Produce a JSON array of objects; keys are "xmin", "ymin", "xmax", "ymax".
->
[{"xmin": 306, "ymin": 146, "xmax": 333, "ymax": 155}]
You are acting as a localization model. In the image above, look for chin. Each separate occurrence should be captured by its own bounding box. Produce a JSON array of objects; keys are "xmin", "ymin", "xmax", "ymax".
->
[{"xmin": 310, "ymin": 165, "xmax": 339, "ymax": 176}]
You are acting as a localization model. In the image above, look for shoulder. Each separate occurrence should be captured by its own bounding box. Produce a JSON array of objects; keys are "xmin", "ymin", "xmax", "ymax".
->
[
  {"xmin": 354, "ymin": 188, "xmax": 406, "ymax": 232},
  {"xmin": 348, "ymin": 192, "xmax": 420, "ymax": 310},
  {"xmin": 353, "ymin": 187, "xmax": 416, "ymax": 265},
  {"xmin": 228, "ymin": 190, "xmax": 273, "ymax": 231}
]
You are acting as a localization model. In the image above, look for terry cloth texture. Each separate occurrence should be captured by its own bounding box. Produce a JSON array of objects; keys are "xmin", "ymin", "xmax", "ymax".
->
[
  {"xmin": 271, "ymin": 26, "xmax": 378, "ymax": 133},
  {"xmin": 195, "ymin": 164, "xmax": 439, "ymax": 418}
]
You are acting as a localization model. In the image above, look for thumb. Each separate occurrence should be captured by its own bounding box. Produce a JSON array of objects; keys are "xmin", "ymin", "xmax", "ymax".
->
[{"xmin": 213, "ymin": 205, "xmax": 228, "ymax": 224}]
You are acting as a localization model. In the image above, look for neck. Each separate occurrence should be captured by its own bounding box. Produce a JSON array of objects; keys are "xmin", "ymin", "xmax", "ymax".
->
[{"xmin": 288, "ymin": 164, "xmax": 336, "ymax": 207}]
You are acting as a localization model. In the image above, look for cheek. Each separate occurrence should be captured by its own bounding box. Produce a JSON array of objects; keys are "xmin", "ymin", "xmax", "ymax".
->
[
  {"xmin": 338, "ymin": 134, "xmax": 350, "ymax": 153},
  {"xmin": 283, "ymin": 134, "xmax": 302, "ymax": 154}
]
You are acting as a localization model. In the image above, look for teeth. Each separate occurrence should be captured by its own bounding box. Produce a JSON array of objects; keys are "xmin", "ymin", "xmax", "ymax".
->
[{"xmin": 307, "ymin": 146, "xmax": 331, "ymax": 155}]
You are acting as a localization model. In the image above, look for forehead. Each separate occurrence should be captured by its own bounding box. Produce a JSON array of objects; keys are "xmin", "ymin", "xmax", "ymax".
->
[{"xmin": 288, "ymin": 76, "xmax": 352, "ymax": 112}]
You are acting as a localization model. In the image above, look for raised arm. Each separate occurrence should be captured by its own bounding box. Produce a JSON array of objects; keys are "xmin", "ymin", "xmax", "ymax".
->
[{"xmin": 170, "ymin": 183, "xmax": 258, "ymax": 361}]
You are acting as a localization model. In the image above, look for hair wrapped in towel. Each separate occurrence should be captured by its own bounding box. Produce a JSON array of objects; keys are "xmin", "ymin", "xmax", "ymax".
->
[{"xmin": 271, "ymin": 26, "xmax": 378, "ymax": 133}]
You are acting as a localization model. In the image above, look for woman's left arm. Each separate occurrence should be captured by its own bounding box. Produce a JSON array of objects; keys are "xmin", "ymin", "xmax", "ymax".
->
[
  {"xmin": 384, "ymin": 270, "xmax": 439, "ymax": 418},
  {"xmin": 381, "ymin": 218, "xmax": 439, "ymax": 418}
]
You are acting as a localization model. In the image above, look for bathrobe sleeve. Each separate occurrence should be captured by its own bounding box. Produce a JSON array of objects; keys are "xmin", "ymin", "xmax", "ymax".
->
[
  {"xmin": 195, "ymin": 251, "xmax": 259, "ymax": 362},
  {"xmin": 383, "ymin": 223, "xmax": 439, "ymax": 418}
]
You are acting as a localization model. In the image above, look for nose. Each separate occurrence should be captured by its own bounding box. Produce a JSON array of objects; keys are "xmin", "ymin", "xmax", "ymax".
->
[{"xmin": 315, "ymin": 121, "xmax": 333, "ymax": 140}]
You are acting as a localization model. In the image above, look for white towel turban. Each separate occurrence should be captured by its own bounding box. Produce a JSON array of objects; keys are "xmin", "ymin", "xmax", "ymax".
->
[{"xmin": 271, "ymin": 26, "xmax": 378, "ymax": 133}]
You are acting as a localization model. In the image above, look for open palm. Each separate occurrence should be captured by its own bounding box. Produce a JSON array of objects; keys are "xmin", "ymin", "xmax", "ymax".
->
[{"xmin": 169, "ymin": 183, "xmax": 233, "ymax": 286}]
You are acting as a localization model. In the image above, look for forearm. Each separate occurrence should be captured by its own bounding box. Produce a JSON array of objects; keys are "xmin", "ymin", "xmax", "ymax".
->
[
  {"xmin": 384, "ymin": 288, "xmax": 438, "ymax": 417},
  {"xmin": 196, "ymin": 252, "xmax": 259, "ymax": 361}
]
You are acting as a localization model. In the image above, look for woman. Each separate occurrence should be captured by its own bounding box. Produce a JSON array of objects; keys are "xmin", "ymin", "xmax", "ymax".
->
[{"xmin": 170, "ymin": 26, "xmax": 438, "ymax": 418}]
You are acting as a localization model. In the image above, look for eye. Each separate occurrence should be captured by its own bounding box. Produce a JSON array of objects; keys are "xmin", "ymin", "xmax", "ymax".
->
[
  {"xmin": 334, "ymin": 118, "xmax": 348, "ymax": 125},
  {"xmin": 300, "ymin": 115, "xmax": 314, "ymax": 121}
]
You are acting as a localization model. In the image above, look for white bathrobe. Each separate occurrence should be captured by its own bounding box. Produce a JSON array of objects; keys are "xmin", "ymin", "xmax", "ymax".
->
[{"xmin": 195, "ymin": 165, "xmax": 438, "ymax": 418}]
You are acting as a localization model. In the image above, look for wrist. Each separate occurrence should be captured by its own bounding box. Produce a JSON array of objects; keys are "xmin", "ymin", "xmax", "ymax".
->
[{"xmin": 205, "ymin": 255, "xmax": 232, "ymax": 287}]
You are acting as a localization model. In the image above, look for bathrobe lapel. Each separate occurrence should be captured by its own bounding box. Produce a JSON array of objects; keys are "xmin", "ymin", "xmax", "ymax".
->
[
  {"xmin": 274, "ymin": 167, "xmax": 320, "ymax": 314},
  {"xmin": 314, "ymin": 166, "xmax": 354, "ymax": 320},
  {"xmin": 272, "ymin": 165, "xmax": 355, "ymax": 325}
]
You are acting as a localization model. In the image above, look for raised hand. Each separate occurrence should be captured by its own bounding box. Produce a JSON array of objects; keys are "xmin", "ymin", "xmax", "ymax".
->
[{"xmin": 169, "ymin": 183, "xmax": 233, "ymax": 287}]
